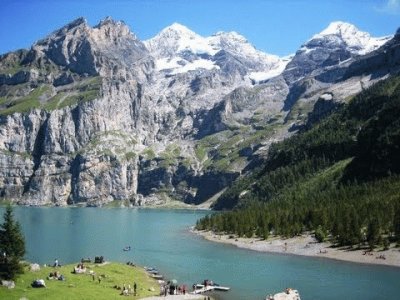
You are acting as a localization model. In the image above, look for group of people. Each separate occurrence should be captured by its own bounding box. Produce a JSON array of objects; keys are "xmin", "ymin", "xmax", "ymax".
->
[
  {"xmin": 160, "ymin": 283, "xmax": 187, "ymax": 296},
  {"xmin": 47, "ymin": 270, "xmax": 65, "ymax": 281},
  {"xmin": 126, "ymin": 261, "xmax": 136, "ymax": 267},
  {"xmin": 116, "ymin": 282, "xmax": 137, "ymax": 296},
  {"xmin": 94, "ymin": 256, "xmax": 104, "ymax": 263},
  {"xmin": 203, "ymin": 279, "xmax": 214, "ymax": 287}
]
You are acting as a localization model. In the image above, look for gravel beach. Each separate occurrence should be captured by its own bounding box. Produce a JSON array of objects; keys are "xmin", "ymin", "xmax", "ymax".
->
[{"xmin": 195, "ymin": 230, "xmax": 400, "ymax": 267}]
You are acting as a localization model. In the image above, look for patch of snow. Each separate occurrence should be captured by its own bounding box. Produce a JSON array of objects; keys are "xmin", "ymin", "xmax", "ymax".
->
[
  {"xmin": 320, "ymin": 93, "xmax": 333, "ymax": 101},
  {"xmin": 299, "ymin": 46, "xmax": 315, "ymax": 54},
  {"xmin": 176, "ymin": 33, "xmax": 218, "ymax": 56},
  {"xmin": 171, "ymin": 58, "xmax": 219, "ymax": 74},
  {"xmin": 155, "ymin": 56, "xmax": 219, "ymax": 74},
  {"xmin": 248, "ymin": 58, "xmax": 290, "ymax": 82},
  {"xmin": 155, "ymin": 57, "xmax": 181, "ymax": 71}
]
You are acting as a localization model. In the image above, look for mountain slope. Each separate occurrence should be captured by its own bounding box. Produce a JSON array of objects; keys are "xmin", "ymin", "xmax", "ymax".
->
[
  {"xmin": 197, "ymin": 75, "xmax": 400, "ymax": 248},
  {"xmin": 0, "ymin": 17, "xmax": 153, "ymax": 205},
  {"xmin": 0, "ymin": 18, "xmax": 397, "ymax": 206}
]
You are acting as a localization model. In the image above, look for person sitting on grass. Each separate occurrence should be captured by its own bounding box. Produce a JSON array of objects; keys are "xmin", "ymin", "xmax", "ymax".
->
[{"xmin": 73, "ymin": 263, "xmax": 86, "ymax": 274}]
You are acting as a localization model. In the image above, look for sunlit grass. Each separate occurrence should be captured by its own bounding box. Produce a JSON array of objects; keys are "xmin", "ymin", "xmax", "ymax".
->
[{"xmin": 0, "ymin": 262, "xmax": 159, "ymax": 300}]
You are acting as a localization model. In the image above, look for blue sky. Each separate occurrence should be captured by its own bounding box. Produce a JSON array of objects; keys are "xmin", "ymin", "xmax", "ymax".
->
[{"xmin": 0, "ymin": 0, "xmax": 399, "ymax": 57}]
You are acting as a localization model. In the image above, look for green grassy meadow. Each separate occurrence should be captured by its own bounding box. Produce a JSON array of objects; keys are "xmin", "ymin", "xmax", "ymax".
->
[{"xmin": 0, "ymin": 262, "xmax": 159, "ymax": 300}]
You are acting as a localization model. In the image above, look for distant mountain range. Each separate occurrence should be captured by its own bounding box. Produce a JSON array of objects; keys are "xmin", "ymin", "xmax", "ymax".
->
[{"xmin": 0, "ymin": 17, "xmax": 398, "ymax": 207}]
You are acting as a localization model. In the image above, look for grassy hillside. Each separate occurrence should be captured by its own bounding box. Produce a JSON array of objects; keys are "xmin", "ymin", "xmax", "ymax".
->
[
  {"xmin": 197, "ymin": 75, "xmax": 400, "ymax": 249},
  {"xmin": 0, "ymin": 262, "xmax": 159, "ymax": 300},
  {"xmin": 0, "ymin": 76, "xmax": 102, "ymax": 116}
]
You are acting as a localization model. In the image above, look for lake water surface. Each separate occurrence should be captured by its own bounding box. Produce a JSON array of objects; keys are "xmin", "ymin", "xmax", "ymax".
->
[{"xmin": 2, "ymin": 207, "xmax": 399, "ymax": 300}]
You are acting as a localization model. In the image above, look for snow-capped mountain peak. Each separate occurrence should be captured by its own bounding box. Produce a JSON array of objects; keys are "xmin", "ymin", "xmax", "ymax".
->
[
  {"xmin": 145, "ymin": 24, "xmax": 290, "ymax": 79},
  {"xmin": 207, "ymin": 30, "xmax": 288, "ymax": 82},
  {"xmin": 212, "ymin": 31, "xmax": 248, "ymax": 44},
  {"xmin": 163, "ymin": 22, "xmax": 194, "ymax": 35},
  {"xmin": 155, "ymin": 22, "xmax": 201, "ymax": 45},
  {"xmin": 310, "ymin": 21, "xmax": 392, "ymax": 55},
  {"xmin": 317, "ymin": 21, "xmax": 359, "ymax": 37},
  {"xmin": 144, "ymin": 23, "xmax": 219, "ymax": 58}
]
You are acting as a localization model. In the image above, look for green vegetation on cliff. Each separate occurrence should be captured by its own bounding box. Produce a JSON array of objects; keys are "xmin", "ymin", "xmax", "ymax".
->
[
  {"xmin": 196, "ymin": 75, "xmax": 400, "ymax": 249},
  {"xmin": 195, "ymin": 125, "xmax": 278, "ymax": 173},
  {"xmin": 0, "ymin": 76, "xmax": 102, "ymax": 116}
]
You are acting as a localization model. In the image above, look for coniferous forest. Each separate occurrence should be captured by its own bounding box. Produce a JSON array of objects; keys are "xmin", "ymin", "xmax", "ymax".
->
[{"xmin": 196, "ymin": 75, "xmax": 400, "ymax": 249}]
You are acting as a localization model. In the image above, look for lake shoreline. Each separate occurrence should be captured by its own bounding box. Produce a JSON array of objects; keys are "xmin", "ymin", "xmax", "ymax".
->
[
  {"xmin": 0, "ymin": 201, "xmax": 212, "ymax": 211},
  {"xmin": 194, "ymin": 229, "xmax": 400, "ymax": 268}
]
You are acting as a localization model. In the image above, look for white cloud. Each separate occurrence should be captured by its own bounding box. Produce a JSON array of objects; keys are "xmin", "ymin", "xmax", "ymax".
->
[{"xmin": 376, "ymin": 0, "xmax": 400, "ymax": 14}]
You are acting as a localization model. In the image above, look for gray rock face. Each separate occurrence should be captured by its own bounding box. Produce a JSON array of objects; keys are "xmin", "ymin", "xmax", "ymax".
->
[
  {"xmin": 0, "ymin": 18, "xmax": 153, "ymax": 206},
  {"xmin": 0, "ymin": 71, "xmax": 32, "ymax": 85},
  {"xmin": 0, "ymin": 18, "xmax": 396, "ymax": 206},
  {"xmin": 283, "ymin": 40, "xmax": 352, "ymax": 84}
]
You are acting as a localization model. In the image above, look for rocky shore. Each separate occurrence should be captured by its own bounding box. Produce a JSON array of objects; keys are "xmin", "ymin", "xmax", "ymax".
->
[{"xmin": 195, "ymin": 230, "xmax": 400, "ymax": 267}]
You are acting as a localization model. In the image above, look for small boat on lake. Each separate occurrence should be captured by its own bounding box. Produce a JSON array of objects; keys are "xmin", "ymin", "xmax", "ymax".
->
[
  {"xmin": 144, "ymin": 266, "xmax": 158, "ymax": 272},
  {"xmin": 123, "ymin": 246, "xmax": 131, "ymax": 251},
  {"xmin": 192, "ymin": 280, "xmax": 230, "ymax": 294},
  {"xmin": 194, "ymin": 283, "xmax": 230, "ymax": 291},
  {"xmin": 151, "ymin": 274, "xmax": 164, "ymax": 279},
  {"xmin": 144, "ymin": 266, "xmax": 163, "ymax": 279}
]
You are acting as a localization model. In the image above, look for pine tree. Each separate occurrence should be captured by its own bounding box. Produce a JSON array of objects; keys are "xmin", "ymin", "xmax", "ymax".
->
[
  {"xmin": 0, "ymin": 206, "xmax": 26, "ymax": 280},
  {"xmin": 366, "ymin": 218, "xmax": 380, "ymax": 250},
  {"xmin": 394, "ymin": 205, "xmax": 400, "ymax": 243}
]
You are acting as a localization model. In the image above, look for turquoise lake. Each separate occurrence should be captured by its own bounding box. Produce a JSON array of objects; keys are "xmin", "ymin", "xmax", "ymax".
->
[{"xmin": 2, "ymin": 207, "xmax": 399, "ymax": 300}]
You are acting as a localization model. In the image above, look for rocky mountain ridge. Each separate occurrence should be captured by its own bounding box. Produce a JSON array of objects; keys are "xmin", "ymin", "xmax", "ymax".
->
[{"xmin": 0, "ymin": 18, "xmax": 398, "ymax": 207}]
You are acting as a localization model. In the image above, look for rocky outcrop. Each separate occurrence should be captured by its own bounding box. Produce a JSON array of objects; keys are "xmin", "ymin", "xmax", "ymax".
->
[
  {"xmin": 1, "ymin": 280, "xmax": 15, "ymax": 289},
  {"xmin": 0, "ymin": 71, "xmax": 33, "ymax": 85},
  {"xmin": 137, "ymin": 159, "xmax": 238, "ymax": 204}
]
